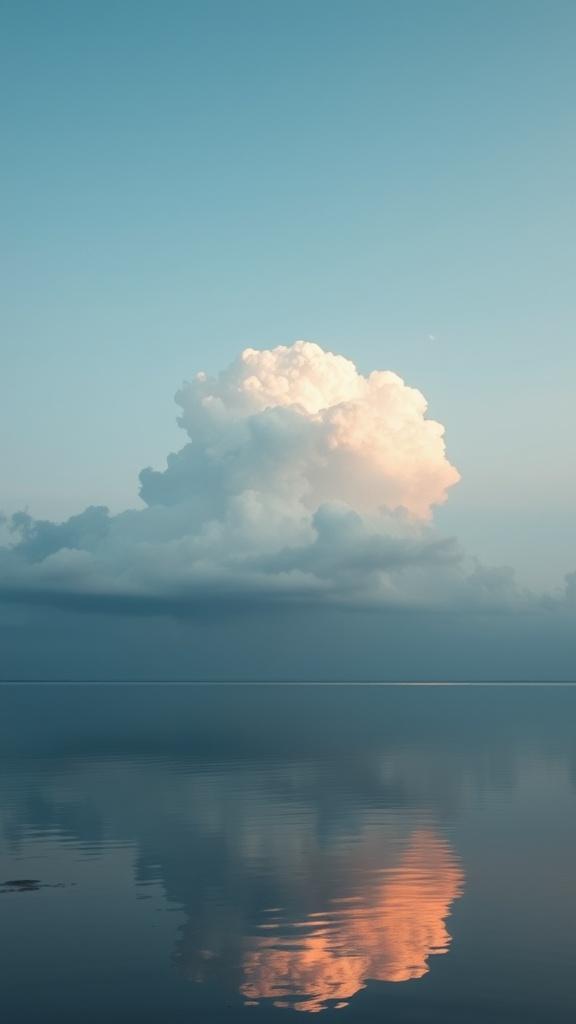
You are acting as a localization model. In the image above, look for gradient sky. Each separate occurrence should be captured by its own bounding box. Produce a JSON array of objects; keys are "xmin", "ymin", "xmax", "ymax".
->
[{"xmin": 1, "ymin": 0, "xmax": 575, "ymax": 624}]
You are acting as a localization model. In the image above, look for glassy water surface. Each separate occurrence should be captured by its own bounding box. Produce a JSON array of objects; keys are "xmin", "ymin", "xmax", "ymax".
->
[{"xmin": 1, "ymin": 684, "xmax": 575, "ymax": 1022}]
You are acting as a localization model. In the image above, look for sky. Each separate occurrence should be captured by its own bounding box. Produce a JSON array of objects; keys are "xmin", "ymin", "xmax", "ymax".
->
[{"xmin": 1, "ymin": 1, "xmax": 575, "ymax": 680}]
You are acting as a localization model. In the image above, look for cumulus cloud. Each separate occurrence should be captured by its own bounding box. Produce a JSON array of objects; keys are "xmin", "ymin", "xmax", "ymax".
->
[
  {"xmin": 141, "ymin": 341, "xmax": 459, "ymax": 519},
  {"xmin": 0, "ymin": 340, "xmax": 569, "ymax": 617}
]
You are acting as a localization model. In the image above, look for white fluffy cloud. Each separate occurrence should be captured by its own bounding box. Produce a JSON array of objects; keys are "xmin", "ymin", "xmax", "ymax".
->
[
  {"xmin": 0, "ymin": 340, "xmax": 569, "ymax": 615},
  {"xmin": 141, "ymin": 341, "xmax": 459, "ymax": 520}
]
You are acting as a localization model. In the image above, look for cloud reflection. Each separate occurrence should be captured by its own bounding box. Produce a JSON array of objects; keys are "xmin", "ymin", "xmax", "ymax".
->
[{"xmin": 240, "ymin": 830, "xmax": 463, "ymax": 1013}]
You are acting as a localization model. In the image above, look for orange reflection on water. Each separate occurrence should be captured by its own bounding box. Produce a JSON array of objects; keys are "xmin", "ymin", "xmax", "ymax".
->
[{"xmin": 241, "ymin": 830, "xmax": 464, "ymax": 1013}]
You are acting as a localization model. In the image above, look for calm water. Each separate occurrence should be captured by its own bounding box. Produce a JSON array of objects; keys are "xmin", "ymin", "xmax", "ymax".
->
[{"xmin": 1, "ymin": 685, "xmax": 575, "ymax": 1023}]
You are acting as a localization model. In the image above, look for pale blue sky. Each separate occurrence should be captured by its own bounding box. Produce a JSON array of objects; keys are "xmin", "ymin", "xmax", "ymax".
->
[{"xmin": 1, "ymin": 0, "xmax": 575, "ymax": 589}]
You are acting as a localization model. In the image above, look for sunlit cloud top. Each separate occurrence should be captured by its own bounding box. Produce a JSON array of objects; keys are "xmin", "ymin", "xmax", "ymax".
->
[{"xmin": 161, "ymin": 340, "xmax": 460, "ymax": 520}]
